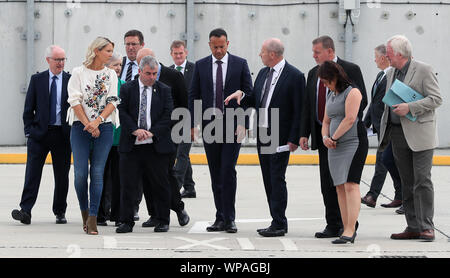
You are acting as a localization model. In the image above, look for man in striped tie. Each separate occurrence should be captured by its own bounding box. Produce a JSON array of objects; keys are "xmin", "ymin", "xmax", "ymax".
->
[{"xmin": 120, "ymin": 30, "xmax": 145, "ymax": 82}]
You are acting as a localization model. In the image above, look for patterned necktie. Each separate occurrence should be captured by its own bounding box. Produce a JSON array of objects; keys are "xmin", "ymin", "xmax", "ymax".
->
[
  {"xmin": 317, "ymin": 79, "xmax": 327, "ymax": 124},
  {"xmin": 125, "ymin": 61, "xmax": 134, "ymax": 81},
  {"xmin": 49, "ymin": 75, "xmax": 58, "ymax": 125},
  {"xmin": 260, "ymin": 68, "xmax": 274, "ymax": 108},
  {"xmin": 139, "ymin": 86, "xmax": 148, "ymax": 130},
  {"xmin": 215, "ymin": 60, "xmax": 224, "ymax": 112}
]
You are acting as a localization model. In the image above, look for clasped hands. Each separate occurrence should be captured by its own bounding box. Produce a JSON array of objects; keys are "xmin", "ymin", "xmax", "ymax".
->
[
  {"xmin": 83, "ymin": 119, "xmax": 101, "ymax": 138},
  {"xmin": 133, "ymin": 129, "xmax": 153, "ymax": 141},
  {"xmin": 323, "ymin": 136, "xmax": 337, "ymax": 149}
]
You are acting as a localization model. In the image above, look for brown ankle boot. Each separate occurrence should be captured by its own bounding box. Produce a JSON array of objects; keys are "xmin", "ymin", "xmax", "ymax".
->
[
  {"xmin": 81, "ymin": 210, "xmax": 89, "ymax": 233},
  {"xmin": 86, "ymin": 216, "xmax": 98, "ymax": 235}
]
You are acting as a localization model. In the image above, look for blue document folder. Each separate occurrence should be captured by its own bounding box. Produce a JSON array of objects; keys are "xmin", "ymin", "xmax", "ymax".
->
[{"xmin": 382, "ymin": 79, "xmax": 424, "ymax": 121}]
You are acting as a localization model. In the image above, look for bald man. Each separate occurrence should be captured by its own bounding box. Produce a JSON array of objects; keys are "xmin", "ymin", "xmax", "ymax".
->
[
  {"xmin": 134, "ymin": 48, "xmax": 190, "ymax": 228},
  {"xmin": 225, "ymin": 38, "xmax": 305, "ymax": 237},
  {"xmin": 12, "ymin": 45, "xmax": 72, "ymax": 225}
]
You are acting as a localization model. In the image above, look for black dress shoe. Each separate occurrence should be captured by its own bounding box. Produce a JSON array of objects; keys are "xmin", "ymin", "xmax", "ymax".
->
[
  {"xmin": 315, "ymin": 227, "xmax": 340, "ymax": 238},
  {"xmin": 97, "ymin": 219, "xmax": 108, "ymax": 226},
  {"xmin": 142, "ymin": 217, "xmax": 159, "ymax": 228},
  {"xmin": 154, "ymin": 223, "xmax": 169, "ymax": 232},
  {"xmin": 12, "ymin": 209, "xmax": 31, "ymax": 225},
  {"xmin": 258, "ymin": 226, "xmax": 286, "ymax": 237},
  {"xmin": 257, "ymin": 226, "xmax": 288, "ymax": 234},
  {"xmin": 180, "ymin": 189, "xmax": 196, "ymax": 198},
  {"xmin": 206, "ymin": 220, "xmax": 225, "ymax": 232},
  {"xmin": 177, "ymin": 210, "xmax": 190, "ymax": 226},
  {"xmin": 224, "ymin": 221, "xmax": 237, "ymax": 233},
  {"xmin": 115, "ymin": 221, "xmax": 122, "ymax": 227},
  {"xmin": 116, "ymin": 223, "xmax": 133, "ymax": 233},
  {"xmin": 133, "ymin": 211, "xmax": 140, "ymax": 221},
  {"xmin": 55, "ymin": 213, "xmax": 67, "ymax": 224}
]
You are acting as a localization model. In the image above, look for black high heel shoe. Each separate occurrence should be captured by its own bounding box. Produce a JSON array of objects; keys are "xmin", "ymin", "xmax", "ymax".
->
[{"xmin": 332, "ymin": 232, "xmax": 357, "ymax": 244}]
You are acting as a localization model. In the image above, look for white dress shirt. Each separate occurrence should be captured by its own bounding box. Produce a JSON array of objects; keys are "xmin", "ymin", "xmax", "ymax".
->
[
  {"xmin": 121, "ymin": 57, "xmax": 139, "ymax": 82},
  {"xmin": 212, "ymin": 53, "xmax": 229, "ymax": 111},
  {"xmin": 48, "ymin": 70, "xmax": 63, "ymax": 125},
  {"xmin": 135, "ymin": 79, "xmax": 153, "ymax": 145},
  {"xmin": 259, "ymin": 59, "xmax": 286, "ymax": 128},
  {"xmin": 175, "ymin": 59, "xmax": 187, "ymax": 75}
]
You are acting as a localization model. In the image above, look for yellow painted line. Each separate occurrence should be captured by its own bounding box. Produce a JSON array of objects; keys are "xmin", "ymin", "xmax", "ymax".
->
[{"xmin": 1, "ymin": 153, "xmax": 450, "ymax": 166}]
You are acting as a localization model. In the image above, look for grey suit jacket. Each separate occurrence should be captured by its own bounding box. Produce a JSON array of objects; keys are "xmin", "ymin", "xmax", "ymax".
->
[{"xmin": 379, "ymin": 59, "xmax": 442, "ymax": 152}]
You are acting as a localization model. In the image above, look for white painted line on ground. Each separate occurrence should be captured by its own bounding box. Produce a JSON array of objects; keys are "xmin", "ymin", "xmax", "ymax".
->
[
  {"xmin": 236, "ymin": 238, "xmax": 255, "ymax": 250},
  {"xmin": 280, "ymin": 238, "xmax": 298, "ymax": 251},
  {"xmin": 174, "ymin": 237, "xmax": 229, "ymax": 250}
]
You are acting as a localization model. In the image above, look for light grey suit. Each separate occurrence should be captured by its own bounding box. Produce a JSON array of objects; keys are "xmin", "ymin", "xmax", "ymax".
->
[{"xmin": 379, "ymin": 59, "xmax": 442, "ymax": 232}]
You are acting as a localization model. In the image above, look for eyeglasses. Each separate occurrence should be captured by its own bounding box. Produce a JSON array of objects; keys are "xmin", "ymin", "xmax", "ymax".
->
[
  {"xmin": 125, "ymin": 43, "xmax": 141, "ymax": 47},
  {"xmin": 50, "ymin": 58, "xmax": 67, "ymax": 63}
]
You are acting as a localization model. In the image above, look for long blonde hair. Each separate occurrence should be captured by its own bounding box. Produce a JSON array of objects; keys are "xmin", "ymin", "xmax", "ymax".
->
[{"xmin": 83, "ymin": 37, "xmax": 115, "ymax": 67}]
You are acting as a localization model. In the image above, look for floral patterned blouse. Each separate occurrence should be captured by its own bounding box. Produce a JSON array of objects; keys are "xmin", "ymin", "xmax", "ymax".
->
[{"xmin": 67, "ymin": 65, "xmax": 120, "ymax": 126}]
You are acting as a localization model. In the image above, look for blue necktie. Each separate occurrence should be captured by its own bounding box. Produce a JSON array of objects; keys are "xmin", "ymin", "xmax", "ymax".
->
[{"xmin": 49, "ymin": 76, "xmax": 57, "ymax": 125}]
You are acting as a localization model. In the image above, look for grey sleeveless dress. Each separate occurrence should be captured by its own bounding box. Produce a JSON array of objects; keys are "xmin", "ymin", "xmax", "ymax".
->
[{"xmin": 326, "ymin": 86, "xmax": 367, "ymax": 186}]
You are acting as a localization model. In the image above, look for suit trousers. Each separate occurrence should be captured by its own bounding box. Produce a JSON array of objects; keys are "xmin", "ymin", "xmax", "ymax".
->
[
  {"xmin": 119, "ymin": 144, "xmax": 171, "ymax": 225},
  {"xmin": 174, "ymin": 142, "xmax": 196, "ymax": 191},
  {"xmin": 316, "ymin": 125, "xmax": 343, "ymax": 231},
  {"xmin": 390, "ymin": 125, "xmax": 434, "ymax": 232},
  {"xmin": 99, "ymin": 146, "xmax": 120, "ymax": 222},
  {"xmin": 367, "ymin": 142, "xmax": 402, "ymax": 201},
  {"xmin": 257, "ymin": 147, "xmax": 290, "ymax": 230},
  {"xmin": 20, "ymin": 127, "xmax": 71, "ymax": 215},
  {"xmin": 204, "ymin": 141, "xmax": 241, "ymax": 222},
  {"xmin": 143, "ymin": 146, "xmax": 185, "ymax": 216}
]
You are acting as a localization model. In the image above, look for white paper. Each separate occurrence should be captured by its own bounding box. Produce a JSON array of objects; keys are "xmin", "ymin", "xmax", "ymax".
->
[
  {"xmin": 276, "ymin": 145, "xmax": 290, "ymax": 153},
  {"xmin": 366, "ymin": 128, "xmax": 376, "ymax": 137}
]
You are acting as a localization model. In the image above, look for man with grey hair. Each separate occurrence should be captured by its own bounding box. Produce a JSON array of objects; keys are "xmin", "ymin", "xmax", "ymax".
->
[
  {"xmin": 12, "ymin": 45, "xmax": 71, "ymax": 225},
  {"xmin": 361, "ymin": 44, "xmax": 403, "ymax": 211},
  {"xmin": 225, "ymin": 38, "xmax": 305, "ymax": 237},
  {"xmin": 116, "ymin": 55, "xmax": 175, "ymax": 233},
  {"xmin": 379, "ymin": 35, "xmax": 442, "ymax": 241}
]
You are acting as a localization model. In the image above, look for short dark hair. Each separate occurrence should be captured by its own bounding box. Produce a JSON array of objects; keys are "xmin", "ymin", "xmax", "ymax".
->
[
  {"xmin": 317, "ymin": 61, "xmax": 352, "ymax": 93},
  {"xmin": 124, "ymin": 29, "xmax": 144, "ymax": 44},
  {"xmin": 312, "ymin": 35, "xmax": 335, "ymax": 51},
  {"xmin": 170, "ymin": 40, "xmax": 186, "ymax": 51},
  {"xmin": 209, "ymin": 28, "xmax": 228, "ymax": 40}
]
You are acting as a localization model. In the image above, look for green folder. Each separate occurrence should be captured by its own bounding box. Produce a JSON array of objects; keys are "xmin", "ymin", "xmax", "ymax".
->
[{"xmin": 382, "ymin": 79, "xmax": 424, "ymax": 122}]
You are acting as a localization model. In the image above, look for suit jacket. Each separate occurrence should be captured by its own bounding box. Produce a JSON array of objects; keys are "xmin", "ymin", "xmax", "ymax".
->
[
  {"xmin": 23, "ymin": 70, "xmax": 71, "ymax": 141},
  {"xmin": 300, "ymin": 57, "xmax": 367, "ymax": 150},
  {"xmin": 188, "ymin": 53, "xmax": 253, "ymax": 130},
  {"xmin": 379, "ymin": 59, "xmax": 442, "ymax": 152},
  {"xmin": 363, "ymin": 73, "xmax": 387, "ymax": 134},
  {"xmin": 170, "ymin": 60, "xmax": 195, "ymax": 92},
  {"xmin": 242, "ymin": 61, "xmax": 305, "ymax": 148},
  {"xmin": 118, "ymin": 79, "xmax": 175, "ymax": 154}
]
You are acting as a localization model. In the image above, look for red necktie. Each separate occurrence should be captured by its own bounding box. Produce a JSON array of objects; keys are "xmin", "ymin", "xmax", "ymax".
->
[{"xmin": 318, "ymin": 79, "xmax": 326, "ymax": 123}]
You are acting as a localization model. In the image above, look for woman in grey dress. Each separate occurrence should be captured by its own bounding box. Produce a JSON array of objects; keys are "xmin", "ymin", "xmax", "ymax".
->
[{"xmin": 318, "ymin": 61, "xmax": 368, "ymax": 244}]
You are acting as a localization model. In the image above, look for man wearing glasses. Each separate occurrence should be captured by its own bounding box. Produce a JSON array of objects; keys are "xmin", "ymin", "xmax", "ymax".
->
[
  {"xmin": 120, "ymin": 30, "xmax": 145, "ymax": 82},
  {"xmin": 12, "ymin": 45, "xmax": 72, "ymax": 225}
]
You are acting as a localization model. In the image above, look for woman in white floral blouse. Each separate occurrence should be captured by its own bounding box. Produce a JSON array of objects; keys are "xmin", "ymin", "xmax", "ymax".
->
[{"xmin": 67, "ymin": 37, "xmax": 120, "ymax": 235}]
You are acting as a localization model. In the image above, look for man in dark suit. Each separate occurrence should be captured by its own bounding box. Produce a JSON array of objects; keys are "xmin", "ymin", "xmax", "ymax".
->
[
  {"xmin": 120, "ymin": 30, "xmax": 145, "ymax": 82},
  {"xmin": 225, "ymin": 38, "xmax": 305, "ymax": 237},
  {"xmin": 134, "ymin": 48, "xmax": 190, "ymax": 229},
  {"xmin": 169, "ymin": 40, "xmax": 197, "ymax": 199},
  {"xmin": 12, "ymin": 45, "xmax": 71, "ymax": 225},
  {"xmin": 116, "ymin": 56, "xmax": 175, "ymax": 233},
  {"xmin": 189, "ymin": 28, "xmax": 253, "ymax": 233},
  {"xmin": 361, "ymin": 44, "xmax": 403, "ymax": 210},
  {"xmin": 299, "ymin": 36, "xmax": 367, "ymax": 238}
]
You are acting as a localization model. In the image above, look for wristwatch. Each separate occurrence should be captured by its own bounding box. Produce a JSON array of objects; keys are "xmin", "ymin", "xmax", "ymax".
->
[
  {"xmin": 99, "ymin": 115, "xmax": 105, "ymax": 123},
  {"xmin": 330, "ymin": 136, "xmax": 338, "ymax": 142}
]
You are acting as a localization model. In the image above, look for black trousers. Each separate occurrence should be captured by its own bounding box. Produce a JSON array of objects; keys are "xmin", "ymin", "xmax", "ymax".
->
[
  {"xmin": 258, "ymin": 146, "xmax": 290, "ymax": 230},
  {"xmin": 99, "ymin": 146, "xmax": 120, "ymax": 222},
  {"xmin": 119, "ymin": 144, "xmax": 171, "ymax": 225},
  {"xmin": 143, "ymin": 146, "xmax": 184, "ymax": 216},
  {"xmin": 316, "ymin": 125, "xmax": 343, "ymax": 231},
  {"xmin": 20, "ymin": 127, "xmax": 71, "ymax": 215}
]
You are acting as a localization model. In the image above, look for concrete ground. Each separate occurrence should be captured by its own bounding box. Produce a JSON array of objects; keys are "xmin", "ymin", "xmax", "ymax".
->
[{"xmin": 0, "ymin": 147, "xmax": 449, "ymax": 260}]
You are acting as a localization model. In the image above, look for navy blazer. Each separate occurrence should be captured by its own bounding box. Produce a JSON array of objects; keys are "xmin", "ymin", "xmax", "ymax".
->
[
  {"xmin": 363, "ymin": 74, "xmax": 387, "ymax": 134},
  {"xmin": 118, "ymin": 79, "xmax": 175, "ymax": 154},
  {"xmin": 23, "ymin": 70, "xmax": 71, "ymax": 141},
  {"xmin": 242, "ymin": 61, "xmax": 305, "ymax": 146},
  {"xmin": 188, "ymin": 53, "xmax": 253, "ymax": 129}
]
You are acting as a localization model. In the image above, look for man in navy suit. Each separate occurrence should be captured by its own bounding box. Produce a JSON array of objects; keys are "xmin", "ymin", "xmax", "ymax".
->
[
  {"xmin": 225, "ymin": 38, "xmax": 305, "ymax": 236},
  {"xmin": 12, "ymin": 45, "xmax": 71, "ymax": 225},
  {"xmin": 116, "ymin": 55, "xmax": 175, "ymax": 233},
  {"xmin": 189, "ymin": 28, "xmax": 253, "ymax": 233}
]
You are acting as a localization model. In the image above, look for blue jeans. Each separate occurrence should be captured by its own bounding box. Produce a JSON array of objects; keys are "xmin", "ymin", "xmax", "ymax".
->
[{"xmin": 70, "ymin": 122, "xmax": 113, "ymax": 216}]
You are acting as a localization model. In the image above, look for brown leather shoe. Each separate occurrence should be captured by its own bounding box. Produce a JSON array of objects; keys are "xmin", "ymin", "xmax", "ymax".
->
[
  {"xmin": 381, "ymin": 199, "xmax": 402, "ymax": 208},
  {"xmin": 361, "ymin": 195, "xmax": 376, "ymax": 208},
  {"xmin": 391, "ymin": 228, "xmax": 420, "ymax": 240},
  {"xmin": 419, "ymin": 229, "xmax": 435, "ymax": 241}
]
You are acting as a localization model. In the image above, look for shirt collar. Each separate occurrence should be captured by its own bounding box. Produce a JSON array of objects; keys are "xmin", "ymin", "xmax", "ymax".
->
[
  {"xmin": 383, "ymin": 66, "xmax": 392, "ymax": 75},
  {"xmin": 272, "ymin": 59, "xmax": 286, "ymax": 73},
  {"xmin": 126, "ymin": 57, "xmax": 137, "ymax": 66},
  {"xmin": 212, "ymin": 52, "xmax": 229, "ymax": 65},
  {"xmin": 332, "ymin": 56, "xmax": 338, "ymax": 63},
  {"xmin": 176, "ymin": 59, "xmax": 187, "ymax": 68},
  {"xmin": 138, "ymin": 79, "xmax": 151, "ymax": 91},
  {"xmin": 49, "ymin": 70, "xmax": 63, "ymax": 80}
]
